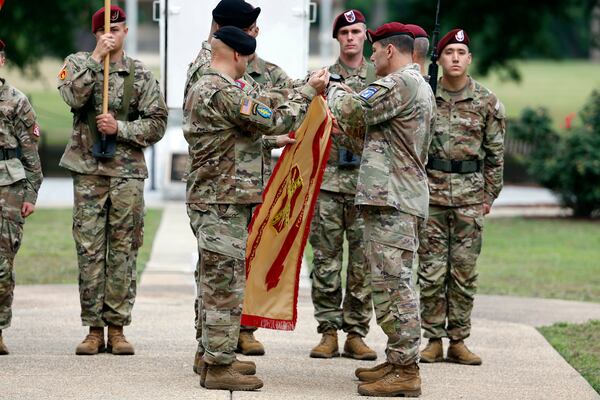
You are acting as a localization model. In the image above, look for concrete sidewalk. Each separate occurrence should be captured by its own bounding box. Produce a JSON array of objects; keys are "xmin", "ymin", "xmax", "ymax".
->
[{"xmin": 1, "ymin": 202, "xmax": 598, "ymax": 399}]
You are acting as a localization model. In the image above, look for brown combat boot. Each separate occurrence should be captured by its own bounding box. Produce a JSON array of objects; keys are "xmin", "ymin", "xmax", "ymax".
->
[
  {"xmin": 194, "ymin": 351, "xmax": 257, "ymax": 387},
  {"xmin": 446, "ymin": 340, "xmax": 482, "ymax": 365},
  {"xmin": 420, "ymin": 338, "xmax": 443, "ymax": 363},
  {"xmin": 204, "ymin": 364, "xmax": 263, "ymax": 391},
  {"xmin": 107, "ymin": 325, "xmax": 135, "ymax": 355},
  {"xmin": 310, "ymin": 329, "xmax": 339, "ymax": 358},
  {"xmin": 355, "ymin": 361, "xmax": 393, "ymax": 382},
  {"xmin": 357, "ymin": 363, "xmax": 421, "ymax": 397},
  {"xmin": 75, "ymin": 327, "xmax": 105, "ymax": 355},
  {"xmin": 343, "ymin": 333, "xmax": 377, "ymax": 360},
  {"xmin": 236, "ymin": 331, "xmax": 265, "ymax": 356},
  {"xmin": 0, "ymin": 331, "xmax": 8, "ymax": 355}
]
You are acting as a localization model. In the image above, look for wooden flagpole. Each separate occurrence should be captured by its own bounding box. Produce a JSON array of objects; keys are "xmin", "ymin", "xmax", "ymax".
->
[{"xmin": 102, "ymin": 0, "xmax": 110, "ymax": 114}]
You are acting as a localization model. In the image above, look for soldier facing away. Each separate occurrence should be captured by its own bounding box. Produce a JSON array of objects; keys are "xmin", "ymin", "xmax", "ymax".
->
[
  {"xmin": 417, "ymin": 28, "xmax": 505, "ymax": 365},
  {"xmin": 57, "ymin": 6, "xmax": 167, "ymax": 356},
  {"xmin": 184, "ymin": 26, "xmax": 329, "ymax": 391},
  {"xmin": 308, "ymin": 9, "xmax": 377, "ymax": 361},
  {"xmin": 328, "ymin": 22, "xmax": 436, "ymax": 397},
  {"xmin": 0, "ymin": 39, "xmax": 43, "ymax": 355}
]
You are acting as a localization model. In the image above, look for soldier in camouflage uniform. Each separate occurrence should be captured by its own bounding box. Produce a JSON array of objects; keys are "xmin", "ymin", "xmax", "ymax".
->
[
  {"xmin": 308, "ymin": 9, "xmax": 377, "ymax": 361},
  {"xmin": 405, "ymin": 24, "xmax": 429, "ymax": 77},
  {"xmin": 184, "ymin": 27, "xmax": 329, "ymax": 391},
  {"xmin": 0, "ymin": 40, "xmax": 43, "ymax": 355},
  {"xmin": 57, "ymin": 6, "xmax": 167, "ymax": 356},
  {"xmin": 328, "ymin": 22, "xmax": 435, "ymax": 397},
  {"xmin": 418, "ymin": 29, "xmax": 505, "ymax": 366}
]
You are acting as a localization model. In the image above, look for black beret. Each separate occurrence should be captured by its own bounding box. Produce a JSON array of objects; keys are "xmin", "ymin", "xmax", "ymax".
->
[
  {"xmin": 212, "ymin": 0, "xmax": 261, "ymax": 29},
  {"xmin": 213, "ymin": 26, "xmax": 257, "ymax": 56}
]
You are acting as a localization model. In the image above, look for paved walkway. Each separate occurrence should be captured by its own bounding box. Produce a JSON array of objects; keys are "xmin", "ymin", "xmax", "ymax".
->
[{"xmin": 1, "ymin": 202, "xmax": 598, "ymax": 399}]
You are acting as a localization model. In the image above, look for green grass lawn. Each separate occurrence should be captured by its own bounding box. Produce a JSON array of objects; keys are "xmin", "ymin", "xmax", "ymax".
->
[
  {"xmin": 477, "ymin": 217, "xmax": 600, "ymax": 302},
  {"xmin": 29, "ymin": 90, "xmax": 74, "ymax": 146},
  {"xmin": 539, "ymin": 320, "xmax": 600, "ymax": 394},
  {"xmin": 14, "ymin": 208, "xmax": 163, "ymax": 284}
]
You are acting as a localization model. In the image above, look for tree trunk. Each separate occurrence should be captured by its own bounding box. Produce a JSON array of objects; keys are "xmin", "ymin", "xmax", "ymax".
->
[
  {"xmin": 591, "ymin": 0, "xmax": 600, "ymax": 62},
  {"xmin": 372, "ymin": 0, "xmax": 387, "ymax": 27}
]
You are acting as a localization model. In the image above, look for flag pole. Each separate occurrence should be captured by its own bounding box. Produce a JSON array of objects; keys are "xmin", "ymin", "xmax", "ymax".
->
[{"xmin": 101, "ymin": 0, "xmax": 111, "ymax": 153}]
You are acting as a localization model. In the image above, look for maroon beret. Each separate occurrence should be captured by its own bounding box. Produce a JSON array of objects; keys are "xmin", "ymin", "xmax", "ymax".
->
[
  {"xmin": 332, "ymin": 9, "xmax": 366, "ymax": 38},
  {"xmin": 405, "ymin": 24, "xmax": 428, "ymax": 39},
  {"xmin": 0, "ymin": 40, "xmax": 5, "ymax": 52},
  {"xmin": 92, "ymin": 6, "xmax": 127, "ymax": 33},
  {"xmin": 367, "ymin": 22, "xmax": 414, "ymax": 44},
  {"xmin": 436, "ymin": 28, "xmax": 470, "ymax": 56}
]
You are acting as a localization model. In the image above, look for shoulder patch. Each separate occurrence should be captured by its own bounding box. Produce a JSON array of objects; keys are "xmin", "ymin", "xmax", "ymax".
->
[
  {"xmin": 240, "ymin": 98, "xmax": 254, "ymax": 116},
  {"xmin": 32, "ymin": 124, "xmax": 41, "ymax": 137},
  {"xmin": 255, "ymin": 104, "xmax": 273, "ymax": 119},
  {"xmin": 359, "ymin": 86, "xmax": 379, "ymax": 100},
  {"xmin": 58, "ymin": 64, "xmax": 67, "ymax": 80}
]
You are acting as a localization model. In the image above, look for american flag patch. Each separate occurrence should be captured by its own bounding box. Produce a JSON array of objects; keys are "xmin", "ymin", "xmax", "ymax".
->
[{"xmin": 240, "ymin": 98, "xmax": 253, "ymax": 116}]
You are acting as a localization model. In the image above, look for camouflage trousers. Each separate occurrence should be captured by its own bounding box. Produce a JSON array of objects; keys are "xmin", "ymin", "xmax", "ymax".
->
[
  {"xmin": 187, "ymin": 203, "xmax": 253, "ymax": 365},
  {"xmin": 362, "ymin": 206, "xmax": 421, "ymax": 366},
  {"xmin": 0, "ymin": 182, "xmax": 25, "ymax": 330},
  {"xmin": 417, "ymin": 204, "xmax": 484, "ymax": 340},
  {"xmin": 309, "ymin": 190, "xmax": 372, "ymax": 336},
  {"xmin": 72, "ymin": 174, "xmax": 144, "ymax": 327}
]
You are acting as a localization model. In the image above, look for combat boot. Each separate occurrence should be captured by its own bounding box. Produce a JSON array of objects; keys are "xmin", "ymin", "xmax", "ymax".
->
[
  {"xmin": 194, "ymin": 352, "xmax": 257, "ymax": 387},
  {"xmin": 0, "ymin": 331, "xmax": 8, "ymax": 355},
  {"xmin": 310, "ymin": 329, "xmax": 339, "ymax": 358},
  {"xmin": 343, "ymin": 333, "xmax": 377, "ymax": 360},
  {"xmin": 357, "ymin": 363, "xmax": 421, "ymax": 397},
  {"xmin": 420, "ymin": 338, "xmax": 443, "ymax": 363},
  {"xmin": 75, "ymin": 327, "xmax": 105, "ymax": 355},
  {"xmin": 355, "ymin": 361, "xmax": 393, "ymax": 382},
  {"xmin": 107, "ymin": 325, "xmax": 135, "ymax": 355},
  {"xmin": 236, "ymin": 331, "xmax": 265, "ymax": 356},
  {"xmin": 446, "ymin": 340, "xmax": 482, "ymax": 365},
  {"xmin": 204, "ymin": 364, "xmax": 263, "ymax": 391}
]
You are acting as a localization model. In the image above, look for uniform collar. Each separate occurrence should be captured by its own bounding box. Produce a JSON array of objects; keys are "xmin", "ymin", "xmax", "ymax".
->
[
  {"xmin": 246, "ymin": 55, "xmax": 265, "ymax": 76},
  {"xmin": 437, "ymin": 75, "xmax": 475, "ymax": 103},
  {"xmin": 108, "ymin": 53, "xmax": 133, "ymax": 74},
  {"xmin": 205, "ymin": 67, "xmax": 237, "ymax": 86},
  {"xmin": 331, "ymin": 57, "xmax": 369, "ymax": 79}
]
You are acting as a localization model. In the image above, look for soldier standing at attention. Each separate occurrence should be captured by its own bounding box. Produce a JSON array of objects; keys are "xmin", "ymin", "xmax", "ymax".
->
[
  {"xmin": 308, "ymin": 9, "xmax": 377, "ymax": 361},
  {"xmin": 57, "ymin": 6, "xmax": 167, "ymax": 356},
  {"xmin": 405, "ymin": 24, "xmax": 429, "ymax": 77},
  {"xmin": 184, "ymin": 26, "xmax": 328, "ymax": 391},
  {"xmin": 418, "ymin": 28, "xmax": 505, "ymax": 366},
  {"xmin": 0, "ymin": 39, "xmax": 43, "ymax": 355},
  {"xmin": 328, "ymin": 22, "xmax": 435, "ymax": 397}
]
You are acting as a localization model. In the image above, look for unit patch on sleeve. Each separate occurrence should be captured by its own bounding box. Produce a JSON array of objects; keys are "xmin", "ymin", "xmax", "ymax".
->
[{"xmin": 359, "ymin": 86, "xmax": 379, "ymax": 100}]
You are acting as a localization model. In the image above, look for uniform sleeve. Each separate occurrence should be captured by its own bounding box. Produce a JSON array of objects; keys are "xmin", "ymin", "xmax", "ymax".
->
[
  {"xmin": 117, "ymin": 69, "xmax": 168, "ymax": 148},
  {"xmin": 57, "ymin": 54, "xmax": 99, "ymax": 110},
  {"xmin": 482, "ymin": 96, "xmax": 506, "ymax": 205},
  {"xmin": 14, "ymin": 97, "xmax": 43, "ymax": 205}
]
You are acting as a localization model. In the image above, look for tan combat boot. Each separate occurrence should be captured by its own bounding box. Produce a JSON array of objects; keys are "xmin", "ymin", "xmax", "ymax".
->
[
  {"xmin": 420, "ymin": 338, "xmax": 443, "ymax": 363},
  {"xmin": 446, "ymin": 340, "xmax": 482, "ymax": 365},
  {"xmin": 355, "ymin": 361, "xmax": 393, "ymax": 382},
  {"xmin": 75, "ymin": 327, "xmax": 105, "ymax": 355},
  {"xmin": 204, "ymin": 364, "xmax": 263, "ymax": 391},
  {"xmin": 0, "ymin": 331, "xmax": 8, "ymax": 355},
  {"xmin": 194, "ymin": 352, "xmax": 257, "ymax": 387},
  {"xmin": 357, "ymin": 363, "xmax": 421, "ymax": 397},
  {"xmin": 310, "ymin": 329, "xmax": 339, "ymax": 358},
  {"xmin": 107, "ymin": 325, "xmax": 135, "ymax": 355},
  {"xmin": 343, "ymin": 333, "xmax": 377, "ymax": 360},
  {"xmin": 236, "ymin": 331, "xmax": 265, "ymax": 356}
]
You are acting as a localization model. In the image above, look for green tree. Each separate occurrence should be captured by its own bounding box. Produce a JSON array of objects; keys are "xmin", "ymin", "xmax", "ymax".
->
[{"xmin": 0, "ymin": 0, "xmax": 116, "ymax": 72}]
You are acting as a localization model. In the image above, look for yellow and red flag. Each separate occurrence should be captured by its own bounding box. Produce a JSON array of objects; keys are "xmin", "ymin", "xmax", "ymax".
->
[{"xmin": 242, "ymin": 96, "xmax": 333, "ymax": 330}]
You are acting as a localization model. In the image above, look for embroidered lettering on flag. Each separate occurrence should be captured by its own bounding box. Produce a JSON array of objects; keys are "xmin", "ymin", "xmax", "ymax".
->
[{"xmin": 241, "ymin": 96, "xmax": 333, "ymax": 330}]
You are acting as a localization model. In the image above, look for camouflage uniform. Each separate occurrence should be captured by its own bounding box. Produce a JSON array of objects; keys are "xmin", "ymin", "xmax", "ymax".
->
[
  {"xmin": 184, "ymin": 68, "xmax": 315, "ymax": 365},
  {"xmin": 418, "ymin": 76, "xmax": 505, "ymax": 340},
  {"xmin": 0, "ymin": 79, "xmax": 43, "ymax": 330},
  {"xmin": 58, "ymin": 52, "xmax": 167, "ymax": 327},
  {"xmin": 328, "ymin": 63, "xmax": 435, "ymax": 365},
  {"xmin": 309, "ymin": 58, "xmax": 375, "ymax": 338}
]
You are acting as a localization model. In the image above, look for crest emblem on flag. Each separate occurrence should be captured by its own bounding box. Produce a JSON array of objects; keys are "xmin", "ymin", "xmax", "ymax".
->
[
  {"xmin": 455, "ymin": 30, "xmax": 465, "ymax": 42},
  {"xmin": 344, "ymin": 10, "xmax": 356, "ymax": 23}
]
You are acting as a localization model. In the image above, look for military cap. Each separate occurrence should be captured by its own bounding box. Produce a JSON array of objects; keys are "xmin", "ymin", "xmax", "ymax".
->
[
  {"xmin": 367, "ymin": 22, "xmax": 414, "ymax": 44},
  {"xmin": 92, "ymin": 5, "xmax": 127, "ymax": 33},
  {"xmin": 406, "ymin": 24, "xmax": 429, "ymax": 38},
  {"xmin": 0, "ymin": 39, "xmax": 5, "ymax": 52},
  {"xmin": 332, "ymin": 9, "xmax": 366, "ymax": 38},
  {"xmin": 212, "ymin": 0, "xmax": 261, "ymax": 29},
  {"xmin": 213, "ymin": 26, "xmax": 256, "ymax": 56},
  {"xmin": 436, "ymin": 28, "xmax": 470, "ymax": 56}
]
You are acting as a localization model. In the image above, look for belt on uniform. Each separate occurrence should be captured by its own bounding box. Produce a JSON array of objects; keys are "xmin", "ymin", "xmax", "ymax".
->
[
  {"xmin": 0, "ymin": 148, "xmax": 20, "ymax": 161},
  {"xmin": 426, "ymin": 157, "xmax": 483, "ymax": 174}
]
